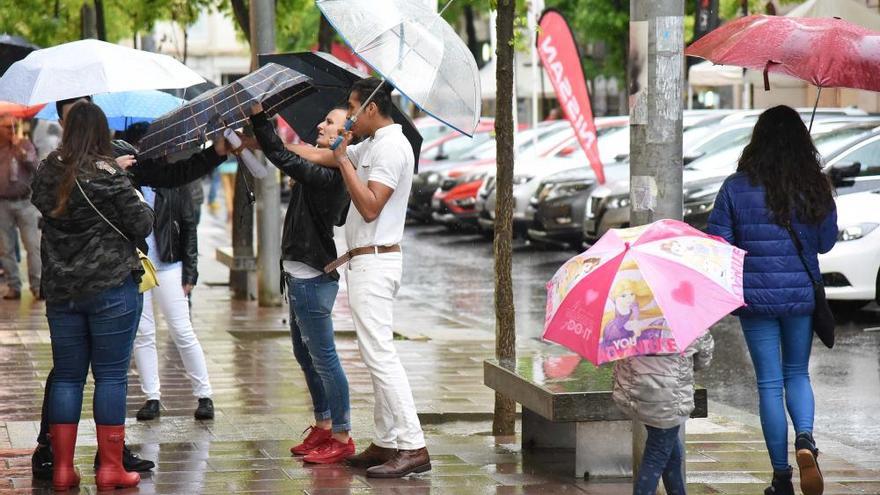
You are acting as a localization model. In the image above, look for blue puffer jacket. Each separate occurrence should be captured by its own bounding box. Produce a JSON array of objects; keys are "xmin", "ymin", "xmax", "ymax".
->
[{"xmin": 707, "ymin": 172, "xmax": 838, "ymax": 317}]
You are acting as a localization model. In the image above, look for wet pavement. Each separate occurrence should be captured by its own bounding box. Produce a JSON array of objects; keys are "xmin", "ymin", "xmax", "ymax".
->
[{"xmin": 1, "ymin": 208, "xmax": 879, "ymax": 494}]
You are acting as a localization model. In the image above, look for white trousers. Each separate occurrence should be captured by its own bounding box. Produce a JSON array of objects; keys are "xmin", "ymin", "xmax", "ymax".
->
[
  {"xmin": 347, "ymin": 252, "xmax": 425, "ymax": 450},
  {"xmin": 132, "ymin": 264, "xmax": 212, "ymax": 400}
]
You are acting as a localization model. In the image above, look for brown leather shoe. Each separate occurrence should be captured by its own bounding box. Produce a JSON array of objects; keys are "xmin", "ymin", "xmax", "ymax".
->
[
  {"xmin": 346, "ymin": 443, "xmax": 397, "ymax": 468},
  {"xmin": 366, "ymin": 447, "xmax": 431, "ymax": 478},
  {"xmin": 3, "ymin": 289, "xmax": 20, "ymax": 300}
]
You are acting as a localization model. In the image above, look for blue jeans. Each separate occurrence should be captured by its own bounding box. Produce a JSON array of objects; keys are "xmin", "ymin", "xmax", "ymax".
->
[
  {"xmin": 739, "ymin": 315, "xmax": 814, "ymax": 470},
  {"xmin": 286, "ymin": 272, "xmax": 351, "ymax": 433},
  {"xmin": 634, "ymin": 425, "xmax": 686, "ymax": 495},
  {"xmin": 46, "ymin": 276, "xmax": 141, "ymax": 425}
]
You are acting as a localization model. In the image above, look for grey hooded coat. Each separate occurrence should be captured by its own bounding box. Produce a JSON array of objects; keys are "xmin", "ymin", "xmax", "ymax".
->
[{"xmin": 611, "ymin": 333, "xmax": 714, "ymax": 429}]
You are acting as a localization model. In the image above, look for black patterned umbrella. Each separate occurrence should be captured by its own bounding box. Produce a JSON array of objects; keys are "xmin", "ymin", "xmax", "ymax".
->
[{"xmin": 138, "ymin": 63, "xmax": 314, "ymax": 159}]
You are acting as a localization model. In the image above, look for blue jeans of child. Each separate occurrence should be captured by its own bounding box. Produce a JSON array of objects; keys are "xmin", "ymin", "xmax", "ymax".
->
[
  {"xmin": 46, "ymin": 276, "xmax": 141, "ymax": 425},
  {"xmin": 739, "ymin": 315, "xmax": 814, "ymax": 470},
  {"xmin": 634, "ymin": 425, "xmax": 686, "ymax": 495},
  {"xmin": 286, "ymin": 272, "xmax": 351, "ymax": 433}
]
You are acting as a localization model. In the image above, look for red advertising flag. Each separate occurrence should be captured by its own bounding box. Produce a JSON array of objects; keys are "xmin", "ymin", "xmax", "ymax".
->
[{"xmin": 537, "ymin": 10, "xmax": 604, "ymax": 184}]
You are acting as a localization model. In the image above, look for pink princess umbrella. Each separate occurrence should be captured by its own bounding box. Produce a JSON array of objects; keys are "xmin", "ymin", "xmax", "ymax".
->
[{"xmin": 544, "ymin": 219, "xmax": 745, "ymax": 366}]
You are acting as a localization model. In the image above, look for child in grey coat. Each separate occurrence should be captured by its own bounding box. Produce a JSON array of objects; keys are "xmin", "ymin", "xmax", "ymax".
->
[{"xmin": 612, "ymin": 333, "xmax": 714, "ymax": 495}]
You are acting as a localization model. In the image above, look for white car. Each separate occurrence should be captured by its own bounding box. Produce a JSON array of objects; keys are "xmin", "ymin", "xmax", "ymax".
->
[{"xmin": 819, "ymin": 189, "xmax": 880, "ymax": 305}]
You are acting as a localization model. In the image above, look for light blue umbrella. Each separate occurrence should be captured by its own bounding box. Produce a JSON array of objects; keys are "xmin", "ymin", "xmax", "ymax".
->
[{"xmin": 36, "ymin": 90, "xmax": 185, "ymax": 131}]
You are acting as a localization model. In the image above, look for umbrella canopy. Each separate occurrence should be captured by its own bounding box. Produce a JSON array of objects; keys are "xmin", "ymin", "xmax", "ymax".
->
[
  {"xmin": 316, "ymin": 0, "xmax": 481, "ymax": 136},
  {"xmin": 0, "ymin": 34, "xmax": 37, "ymax": 77},
  {"xmin": 258, "ymin": 51, "xmax": 423, "ymax": 168},
  {"xmin": 137, "ymin": 63, "xmax": 313, "ymax": 159},
  {"xmin": 543, "ymin": 220, "xmax": 745, "ymax": 366},
  {"xmin": 685, "ymin": 15, "xmax": 880, "ymax": 92},
  {"xmin": 35, "ymin": 90, "xmax": 185, "ymax": 131},
  {"xmin": 0, "ymin": 39, "xmax": 206, "ymax": 105},
  {"xmin": 161, "ymin": 80, "xmax": 218, "ymax": 101},
  {"xmin": 0, "ymin": 101, "xmax": 45, "ymax": 119}
]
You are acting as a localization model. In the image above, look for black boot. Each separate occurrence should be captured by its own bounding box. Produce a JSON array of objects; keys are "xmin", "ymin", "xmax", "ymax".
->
[
  {"xmin": 796, "ymin": 432, "xmax": 824, "ymax": 495},
  {"xmin": 94, "ymin": 444, "xmax": 156, "ymax": 472},
  {"xmin": 194, "ymin": 398, "xmax": 214, "ymax": 420},
  {"xmin": 31, "ymin": 444, "xmax": 53, "ymax": 480},
  {"xmin": 764, "ymin": 466, "xmax": 794, "ymax": 495},
  {"xmin": 136, "ymin": 399, "xmax": 161, "ymax": 421}
]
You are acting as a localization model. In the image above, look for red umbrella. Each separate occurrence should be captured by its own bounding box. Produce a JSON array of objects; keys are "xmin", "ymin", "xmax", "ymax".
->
[
  {"xmin": 0, "ymin": 101, "xmax": 45, "ymax": 119},
  {"xmin": 686, "ymin": 15, "xmax": 880, "ymax": 126}
]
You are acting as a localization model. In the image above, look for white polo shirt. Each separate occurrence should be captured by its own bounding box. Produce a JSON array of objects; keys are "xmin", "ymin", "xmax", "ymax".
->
[{"xmin": 344, "ymin": 123, "xmax": 414, "ymax": 250}]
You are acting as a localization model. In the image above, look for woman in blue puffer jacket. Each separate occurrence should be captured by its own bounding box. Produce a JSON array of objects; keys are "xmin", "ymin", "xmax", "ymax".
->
[{"xmin": 708, "ymin": 105, "xmax": 837, "ymax": 495}]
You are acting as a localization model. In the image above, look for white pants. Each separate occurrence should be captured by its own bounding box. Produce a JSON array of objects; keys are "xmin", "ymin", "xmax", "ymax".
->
[
  {"xmin": 133, "ymin": 264, "xmax": 212, "ymax": 400},
  {"xmin": 347, "ymin": 252, "xmax": 425, "ymax": 450}
]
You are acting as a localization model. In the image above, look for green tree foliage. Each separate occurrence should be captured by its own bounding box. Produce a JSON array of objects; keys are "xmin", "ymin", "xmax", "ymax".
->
[{"xmin": 0, "ymin": 0, "xmax": 213, "ymax": 47}]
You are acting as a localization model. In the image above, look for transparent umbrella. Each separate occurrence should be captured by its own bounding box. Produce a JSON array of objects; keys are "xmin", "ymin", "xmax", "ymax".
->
[{"xmin": 317, "ymin": 0, "xmax": 481, "ymax": 137}]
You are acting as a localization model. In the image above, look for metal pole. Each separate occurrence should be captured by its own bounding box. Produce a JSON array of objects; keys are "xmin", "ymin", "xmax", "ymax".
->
[
  {"xmin": 629, "ymin": 0, "xmax": 684, "ymax": 228},
  {"xmin": 628, "ymin": 0, "xmax": 684, "ymax": 487},
  {"xmin": 251, "ymin": 0, "xmax": 281, "ymax": 307}
]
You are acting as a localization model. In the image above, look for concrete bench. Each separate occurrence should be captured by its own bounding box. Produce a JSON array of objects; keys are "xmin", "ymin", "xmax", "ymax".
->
[
  {"xmin": 484, "ymin": 355, "xmax": 707, "ymax": 480},
  {"xmin": 215, "ymin": 247, "xmax": 256, "ymax": 271},
  {"xmin": 215, "ymin": 247, "xmax": 257, "ymax": 300}
]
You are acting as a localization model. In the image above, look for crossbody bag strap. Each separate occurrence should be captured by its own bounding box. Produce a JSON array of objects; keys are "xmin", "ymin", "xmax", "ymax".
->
[
  {"xmin": 75, "ymin": 178, "xmax": 132, "ymax": 243},
  {"xmin": 784, "ymin": 222, "xmax": 819, "ymax": 285}
]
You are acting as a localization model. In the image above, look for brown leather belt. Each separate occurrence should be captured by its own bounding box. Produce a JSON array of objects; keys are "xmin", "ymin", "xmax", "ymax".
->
[{"xmin": 323, "ymin": 244, "xmax": 401, "ymax": 273}]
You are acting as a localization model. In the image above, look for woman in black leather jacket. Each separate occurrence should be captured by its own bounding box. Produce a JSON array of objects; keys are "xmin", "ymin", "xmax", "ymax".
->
[{"xmin": 131, "ymin": 184, "xmax": 215, "ymax": 422}]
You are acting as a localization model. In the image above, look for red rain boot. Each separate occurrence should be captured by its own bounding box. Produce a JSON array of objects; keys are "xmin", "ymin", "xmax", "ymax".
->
[
  {"xmin": 95, "ymin": 425, "xmax": 140, "ymax": 491},
  {"xmin": 49, "ymin": 424, "xmax": 80, "ymax": 491}
]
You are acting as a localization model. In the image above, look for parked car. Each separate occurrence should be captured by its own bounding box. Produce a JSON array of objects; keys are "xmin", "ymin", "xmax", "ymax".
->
[
  {"xmin": 475, "ymin": 119, "xmax": 631, "ymax": 237},
  {"xmin": 418, "ymin": 119, "xmax": 497, "ymax": 170},
  {"xmin": 414, "ymin": 121, "xmax": 573, "ymax": 225},
  {"xmin": 526, "ymin": 164, "xmax": 626, "ymax": 248},
  {"xmin": 819, "ymin": 188, "xmax": 880, "ymax": 308}
]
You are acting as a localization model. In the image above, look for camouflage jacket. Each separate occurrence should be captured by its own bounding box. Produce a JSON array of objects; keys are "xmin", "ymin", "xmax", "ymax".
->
[{"xmin": 31, "ymin": 153, "xmax": 154, "ymax": 302}]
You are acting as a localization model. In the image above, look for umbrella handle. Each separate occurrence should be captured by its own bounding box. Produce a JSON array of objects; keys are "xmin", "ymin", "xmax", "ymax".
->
[{"xmin": 330, "ymin": 118, "xmax": 355, "ymax": 151}]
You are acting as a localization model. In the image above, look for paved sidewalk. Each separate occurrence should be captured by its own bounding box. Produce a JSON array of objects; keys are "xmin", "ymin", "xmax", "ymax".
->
[{"xmin": 2, "ymin": 211, "xmax": 879, "ymax": 494}]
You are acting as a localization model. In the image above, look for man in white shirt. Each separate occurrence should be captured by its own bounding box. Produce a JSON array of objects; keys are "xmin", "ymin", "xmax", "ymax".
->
[{"xmin": 291, "ymin": 78, "xmax": 429, "ymax": 478}]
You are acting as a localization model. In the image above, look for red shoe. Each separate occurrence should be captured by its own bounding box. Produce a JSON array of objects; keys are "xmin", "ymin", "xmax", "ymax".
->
[
  {"xmin": 290, "ymin": 426, "xmax": 332, "ymax": 456},
  {"xmin": 304, "ymin": 438, "xmax": 356, "ymax": 464}
]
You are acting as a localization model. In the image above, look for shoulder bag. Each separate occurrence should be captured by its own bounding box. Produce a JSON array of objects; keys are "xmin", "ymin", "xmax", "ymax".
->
[
  {"xmin": 785, "ymin": 223, "xmax": 835, "ymax": 349},
  {"xmin": 75, "ymin": 178, "xmax": 158, "ymax": 293}
]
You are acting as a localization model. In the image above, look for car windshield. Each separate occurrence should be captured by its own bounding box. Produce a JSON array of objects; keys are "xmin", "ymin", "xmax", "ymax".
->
[
  {"xmin": 814, "ymin": 126, "xmax": 878, "ymax": 157},
  {"xmin": 438, "ymin": 132, "xmax": 495, "ymax": 161},
  {"xmin": 685, "ymin": 123, "xmax": 876, "ymax": 172},
  {"xmin": 464, "ymin": 123, "xmax": 569, "ymax": 160},
  {"xmin": 687, "ymin": 126, "xmax": 754, "ymax": 159}
]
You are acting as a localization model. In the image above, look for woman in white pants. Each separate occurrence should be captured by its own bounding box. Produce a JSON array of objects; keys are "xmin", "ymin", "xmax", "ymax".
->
[{"xmin": 133, "ymin": 185, "xmax": 213, "ymax": 420}]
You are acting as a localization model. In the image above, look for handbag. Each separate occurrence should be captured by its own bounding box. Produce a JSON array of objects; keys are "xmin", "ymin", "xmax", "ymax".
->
[
  {"xmin": 75, "ymin": 178, "xmax": 158, "ymax": 293},
  {"xmin": 785, "ymin": 223, "xmax": 835, "ymax": 349}
]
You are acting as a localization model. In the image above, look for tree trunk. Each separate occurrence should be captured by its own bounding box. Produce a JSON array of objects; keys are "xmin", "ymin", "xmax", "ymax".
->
[
  {"xmin": 464, "ymin": 6, "xmax": 481, "ymax": 64},
  {"xmin": 492, "ymin": 0, "xmax": 517, "ymax": 438},
  {"xmin": 94, "ymin": 0, "xmax": 106, "ymax": 40},
  {"xmin": 318, "ymin": 15, "xmax": 334, "ymax": 52},
  {"xmin": 231, "ymin": 0, "xmax": 251, "ymax": 42},
  {"xmin": 80, "ymin": 2, "xmax": 97, "ymax": 39}
]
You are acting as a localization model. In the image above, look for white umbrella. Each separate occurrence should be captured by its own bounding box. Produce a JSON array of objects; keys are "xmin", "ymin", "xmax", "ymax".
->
[
  {"xmin": 317, "ymin": 0, "xmax": 481, "ymax": 136},
  {"xmin": 0, "ymin": 39, "xmax": 205, "ymax": 105}
]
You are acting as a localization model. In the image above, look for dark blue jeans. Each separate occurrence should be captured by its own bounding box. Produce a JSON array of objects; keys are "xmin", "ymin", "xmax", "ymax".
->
[
  {"xmin": 634, "ymin": 425, "xmax": 686, "ymax": 495},
  {"xmin": 46, "ymin": 276, "xmax": 141, "ymax": 425},
  {"xmin": 740, "ymin": 315, "xmax": 814, "ymax": 470},
  {"xmin": 286, "ymin": 272, "xmax": 351, "ymax": 433}
]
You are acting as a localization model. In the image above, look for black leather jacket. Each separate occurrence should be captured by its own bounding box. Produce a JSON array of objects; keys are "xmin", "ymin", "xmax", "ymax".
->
[
  {"xmin": 150, "ymin": 186, "xmax": 199, "ymax": 285},
  {"xmin": 250, "ymin": 112, "xmax": 349, "ymax": 280}
]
